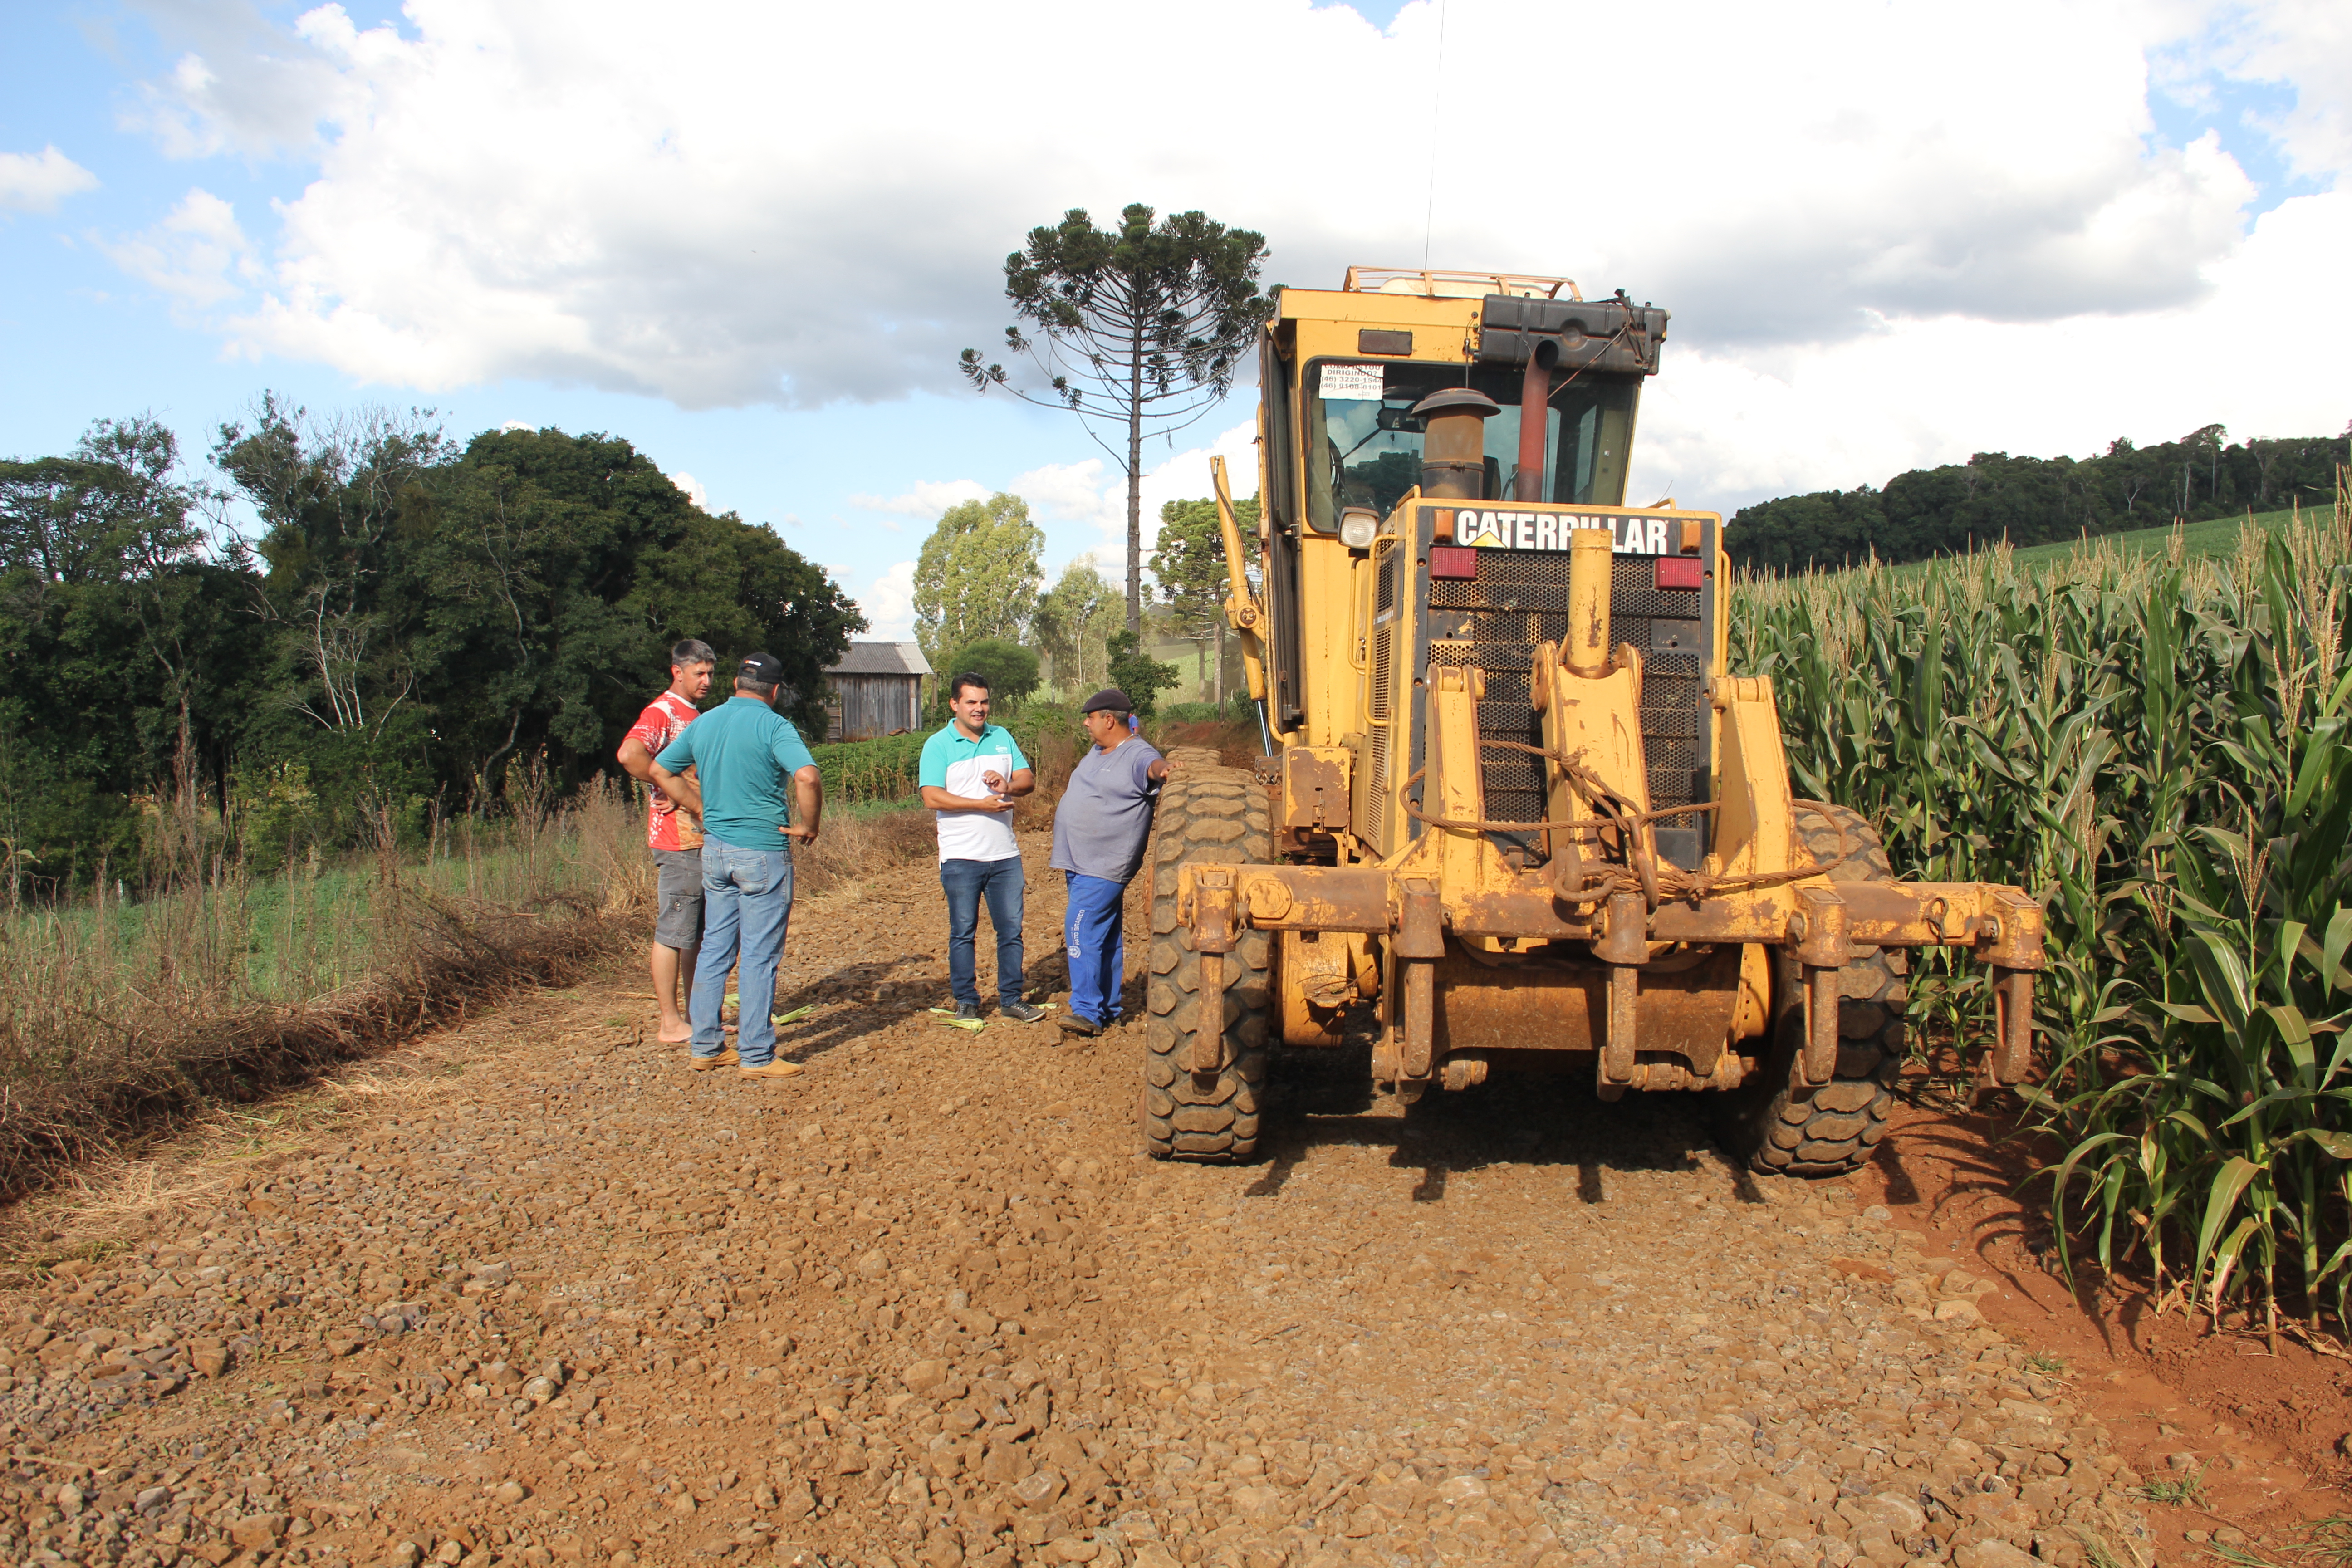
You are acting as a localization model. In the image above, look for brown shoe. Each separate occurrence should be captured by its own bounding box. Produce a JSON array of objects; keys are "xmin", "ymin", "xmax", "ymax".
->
[
  {"xmin": 739, "ymin": 1059, "xmax": 804, "ymax": 1079},
  {"xmin": 690, "ymin": 1048, "xmax": 740, "ymax": 1071},
  {"xmin": 1056, "ymin": 1012, "xmax": 1103, "ymax": 1039}
]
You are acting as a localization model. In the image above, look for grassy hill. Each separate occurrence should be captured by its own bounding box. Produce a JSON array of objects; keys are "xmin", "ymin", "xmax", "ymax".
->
[{"xmin": 1998, "ymin": 500, "xmax": 2342, "ymax": 571}]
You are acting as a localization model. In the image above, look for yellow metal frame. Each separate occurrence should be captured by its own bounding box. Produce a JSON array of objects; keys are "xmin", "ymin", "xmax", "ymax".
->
[{"xmin": 1196, "ymin": 275, "xmax": 2044, "ymax": 1098}]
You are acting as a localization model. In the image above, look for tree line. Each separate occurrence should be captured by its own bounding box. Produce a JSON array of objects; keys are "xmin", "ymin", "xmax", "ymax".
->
[
  {"xmin": 1728, "ymin": 425, "xmax": 2349, "ymax": 573},
  {"xmin": 0, "ymin": 401, "xmax": 861, "ymax": 891},
  {"xmin": 909, "ymin": 488, "xmax": 1260, "ymax": 717}
]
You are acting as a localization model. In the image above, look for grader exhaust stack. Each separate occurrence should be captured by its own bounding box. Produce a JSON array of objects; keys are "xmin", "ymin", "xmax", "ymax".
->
[{"xmin": 1141, "ymin": 266, "xmax": 2044, "ymax": 1176}]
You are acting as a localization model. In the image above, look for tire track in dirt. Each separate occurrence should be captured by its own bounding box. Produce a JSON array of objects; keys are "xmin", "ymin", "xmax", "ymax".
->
[{"xmin": 2, "ymin": 829, "xmax": 2156, "ymax": 1568}]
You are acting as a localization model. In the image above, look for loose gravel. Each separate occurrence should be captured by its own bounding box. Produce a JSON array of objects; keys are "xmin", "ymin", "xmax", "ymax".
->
[{"xmin": 0, "ymin": 827, "xmax": 2153, "ymax": 1568}]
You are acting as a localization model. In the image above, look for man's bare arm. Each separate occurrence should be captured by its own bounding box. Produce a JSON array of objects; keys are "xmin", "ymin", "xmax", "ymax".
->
[
  {"xmin": 785, "ymin": 764, "xmax": 823, "ymax": 843},
  {"xmin": 649, "ymin": 761, "xmax": 703, "ymax": 818},
  {"xmin": 617, "ymin": 736, "xmax": 658, "ymax": 782}
]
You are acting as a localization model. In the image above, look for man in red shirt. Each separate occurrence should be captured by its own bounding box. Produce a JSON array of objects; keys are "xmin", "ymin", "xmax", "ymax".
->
[{"xmin": 617, "ymin": 638, "xmax": 718, "ymax": 1042}]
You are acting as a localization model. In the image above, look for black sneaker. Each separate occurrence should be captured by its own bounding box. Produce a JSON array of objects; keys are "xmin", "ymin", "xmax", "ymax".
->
[
  {"xmin": 955, "ymin": 1001, "xmax": 982, "ymax": 1022},
  {"xmin": 1056, "ymin": 1011, "xmax": 1103, "ymax": 1038},
  {"xmin": 999, "ymin": 1001, "xmax": 1048, "ymax": 1024}
]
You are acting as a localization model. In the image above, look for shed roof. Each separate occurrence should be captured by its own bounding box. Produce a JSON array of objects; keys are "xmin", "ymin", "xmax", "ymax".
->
[{"xmin": 825, "ymin": 641, "xmax": 933, "ymax": 677}]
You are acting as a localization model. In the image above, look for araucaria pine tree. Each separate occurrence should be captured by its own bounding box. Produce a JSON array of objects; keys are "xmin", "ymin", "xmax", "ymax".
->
[{"xmin": 960, "ymin": 204, "xmax": 1272, "ymax": 631}]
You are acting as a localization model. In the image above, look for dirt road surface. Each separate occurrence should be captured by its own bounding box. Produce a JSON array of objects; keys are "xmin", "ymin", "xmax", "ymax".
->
[{"xmin": 2, "ymin": 826, "xmax": 2161, "ymax": 1568}]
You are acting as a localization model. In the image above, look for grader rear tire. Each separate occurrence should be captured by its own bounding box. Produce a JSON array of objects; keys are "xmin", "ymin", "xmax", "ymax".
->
[
  {"xmin": 1718, "ymin": 801, "xmax": 1908, "ymax": 1179},
  {"xmin": 1141, "ymin": 751, "xmax": 1274, "ymax": 1161}
]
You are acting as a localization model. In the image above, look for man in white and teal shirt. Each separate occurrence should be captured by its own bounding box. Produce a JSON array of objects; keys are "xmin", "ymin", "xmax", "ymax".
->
[{"xmin": 918, "ymin": 671, "xmax": 1049, "ymax": 1023}]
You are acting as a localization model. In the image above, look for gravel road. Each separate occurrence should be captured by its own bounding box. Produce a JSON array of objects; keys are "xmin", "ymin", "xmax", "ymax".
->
[{"xmin": 1, "ymin": 825, "xmax": 2155, "ymax": 1568}]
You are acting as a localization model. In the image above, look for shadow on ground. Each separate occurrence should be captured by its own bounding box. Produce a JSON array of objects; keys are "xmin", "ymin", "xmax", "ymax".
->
[{"xmin": 1245, "ymin": 1035, "xmax": 1764, "ymax": 1209}]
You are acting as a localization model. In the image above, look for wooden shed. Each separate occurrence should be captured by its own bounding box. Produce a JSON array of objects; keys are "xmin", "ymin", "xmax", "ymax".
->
[{"xmin": 823, "ymin": 642, "xmax": 932, "ymax": 741}]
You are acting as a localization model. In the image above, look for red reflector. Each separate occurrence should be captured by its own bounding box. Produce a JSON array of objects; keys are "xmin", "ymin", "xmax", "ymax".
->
[
  {"xmin": 1654, "ymin": 554, "xmax": 1704, "ymax": 590},
  {"xmin": 1430, "ymin": 545, "xmax": 1479, "ymax": 579}
]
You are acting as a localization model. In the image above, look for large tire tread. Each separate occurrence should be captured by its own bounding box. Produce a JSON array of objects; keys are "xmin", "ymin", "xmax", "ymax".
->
[
  {"xmin": 1719, "ymin": 800, "xmax": 1907, "ymax": 1180},
  {"xmin": 1141, "ymin": 749, "xmax": 1274, "ymax": 1162}
]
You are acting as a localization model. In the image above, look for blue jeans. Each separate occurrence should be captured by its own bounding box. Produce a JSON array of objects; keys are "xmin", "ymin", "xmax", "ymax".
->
[
  {"xmin": 1063, "ymin": 871, "xmax": 1127, "ymax": 1025},
  {"xmin": 691, "ymin": 839, "xmax": 793, "ymax": 1066},
  {"xmin": 940, "ymin": 857, "xmax": 1025, "ymax": 1006}
]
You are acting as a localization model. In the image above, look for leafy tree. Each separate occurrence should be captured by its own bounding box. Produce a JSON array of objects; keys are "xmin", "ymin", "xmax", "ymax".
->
[
  {"xmin": 0, "ymin": 417, "xmax": 265, "ymax": 886},
  {"xmin": 959, "ymin": 204, "xmax": 1272, "ymax": 630},
  {"xmin": 218, "ymin": 404, "xmax": 860, "ymax": 815},
  {"xmin": 1, "ymin": 403, "xmax": 866, "ymax": 884},
  {"xmin": 1106, "ymin": 627, "xmax": 1181, "ymax": 719},
  {"xmin": 912, "ymin": 492, "xmax": 1044, "ymax": 674},
  {"xmin": 939, "ymin": 638, "xmax": 1041, "ymax": 710},
  {"xmin": 1151, "ymin": 495, "xmax": 1259, "ymax": 703},
  {"xmin": 1032, "ymin": 555, "xmax": 1123, "ymax": 692},
  {"xmin": 1728, "ymin": 427, "xmax": 2351, "ymax": 572}
]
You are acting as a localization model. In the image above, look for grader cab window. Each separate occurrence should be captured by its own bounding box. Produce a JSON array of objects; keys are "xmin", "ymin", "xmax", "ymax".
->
[{"xmin": 1304, "ymin": 359, "xmax": 1637, "ymax": 532}]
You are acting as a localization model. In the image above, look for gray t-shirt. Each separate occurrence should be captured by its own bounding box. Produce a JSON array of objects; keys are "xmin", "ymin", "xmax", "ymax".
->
[{"xmin": 1049, "ymin": 737, "xmax": 1165, "ymax": 883}]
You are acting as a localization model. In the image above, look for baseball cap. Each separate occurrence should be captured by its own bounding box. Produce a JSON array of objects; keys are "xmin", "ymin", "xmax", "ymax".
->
[
  {"xmin": 738, "ymin": 651, "xmax": 786, "ymax": 686},
  {"xmin": 1081, "ymin": 687, "xmax": 1134, "ymax": 714}
]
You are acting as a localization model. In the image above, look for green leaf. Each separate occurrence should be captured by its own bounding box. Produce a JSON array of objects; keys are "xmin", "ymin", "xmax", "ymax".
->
[
  {"xmin": 2194, "ymin": 1156, "xmax": 2264, "ymax": 1274},
  {"xmin": 2324, "ymin": 906, "xmax": 2352, "ymax": 997}
]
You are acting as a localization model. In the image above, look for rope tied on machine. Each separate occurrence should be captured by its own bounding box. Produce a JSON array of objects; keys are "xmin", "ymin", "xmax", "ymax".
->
[{"xmin": 1399, "ymin": 738, "xmax": 1853, "ymax": 906}]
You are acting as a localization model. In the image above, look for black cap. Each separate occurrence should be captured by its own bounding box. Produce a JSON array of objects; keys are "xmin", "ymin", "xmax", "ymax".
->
[
  {"xmin": 738, "ymin": 651, "xmax": 786, "ymax": 686},
  {"xmin": 1081, "ymin": 687, "xmax": 1134, "ymax": 714}
]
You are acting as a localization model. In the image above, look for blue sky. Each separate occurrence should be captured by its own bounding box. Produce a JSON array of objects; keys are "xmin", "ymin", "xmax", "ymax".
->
[{"xmin": 4, "ymin": 0, "xmax": 2346, "ymax": 637}]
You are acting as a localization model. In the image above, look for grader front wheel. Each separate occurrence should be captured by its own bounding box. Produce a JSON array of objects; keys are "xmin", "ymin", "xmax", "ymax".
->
[
  {"xmin": 1141, "ymin": 751, "xmax": 1274, "ymax": 1161},
  {"xmin": 1717, "ymin": 801, "xmax": 1908, "ymax": 1178}
]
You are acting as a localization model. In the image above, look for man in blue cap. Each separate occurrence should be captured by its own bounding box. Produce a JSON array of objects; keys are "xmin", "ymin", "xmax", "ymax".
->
[
  {"xmin": 648, "ymin": 651, "xmax": 822, "ymax": 1078},
  {"xmin": 1051, "ymin": 687, "xmax": 1172, "ymax": 1038}
]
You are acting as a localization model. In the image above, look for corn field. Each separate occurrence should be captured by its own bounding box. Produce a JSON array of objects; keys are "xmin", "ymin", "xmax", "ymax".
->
[{"xmin": 1731, "ymin": 474, "xmax": 2352, "ymax": 1340}]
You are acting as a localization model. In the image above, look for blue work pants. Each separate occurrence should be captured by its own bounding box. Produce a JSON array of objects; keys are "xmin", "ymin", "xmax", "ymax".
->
[
  {"xmin": 1063, "ymin": 871, "xmax": 1127, "ymax": 1026},
  {"xmin": 691, "ymin": 839, "xmax": 793, "ymax": 1066}
]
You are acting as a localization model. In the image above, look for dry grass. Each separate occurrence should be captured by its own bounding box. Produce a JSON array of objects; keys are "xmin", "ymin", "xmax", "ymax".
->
[
  {"xmin": 798, "ymin": 804, "xmax": 936, "ymax": 895},
  {"xmin": 0, "ymin": 784, "xmax": 654, "ymax": 1201},
  {"xmin": 0, "ymin": 780, "xmax": 947, "ymax": 1206}
]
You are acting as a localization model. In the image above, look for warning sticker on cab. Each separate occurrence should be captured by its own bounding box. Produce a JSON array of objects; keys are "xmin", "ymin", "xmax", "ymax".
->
[{"xmin": 1317, "ymin": 364, "xmax": 1385, "ymax": 401}]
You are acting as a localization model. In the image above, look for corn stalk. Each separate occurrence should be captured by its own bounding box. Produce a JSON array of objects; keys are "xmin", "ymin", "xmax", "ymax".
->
[{"xmin": 1731, "ymin": 475, "xmax": 2352, "ymax": 1333}]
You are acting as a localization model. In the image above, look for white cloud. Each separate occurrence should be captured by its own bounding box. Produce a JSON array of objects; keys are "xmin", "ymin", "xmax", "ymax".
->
[
  {"xmin": 98, "ymin": 188, "xmax": 258, "ymax": 312},
  {"xmin": 0, "ymin": 146, "xmax": 99, "ymax": 213},
  {"xmin": 104, "ymin": 0, "xmax": 2350, "ymax": 506},
  {"xmin": 2197, "ymin": 0, "xmax": 2352, "ymax": 181},
  {"xmin": 860, "ymin": 560, "xmax": 918, "ymax": 639},
  {"xmin": 1008, "ymin": 459, "xmax": 1114, "ymax": 528},
  {"xmin": 1631, "ymin": 187, "xmax": 2352, "ymax": 508},
  {"xmin": 120, "ymin": 5, "xmax": 368, "ymax": 161},
  {"xmin": 666, "ymin": 470, "xmax": 708, "ymax": 510},
  {"xmin": 848, "ymin": 478, "xmax": 989, "ymax": 516},
  {"xmin": 124, "ymin": 2, "xmax": 2295, "ymax": 383}
]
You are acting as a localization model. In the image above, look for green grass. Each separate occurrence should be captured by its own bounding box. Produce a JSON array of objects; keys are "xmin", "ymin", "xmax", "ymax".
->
[
  {"xmin": 1861, "ymin": 503, "xmax": 2341, "ymax": 582},
  {"xmin": 2001, "ymin": 503, "xmax": 2340, "ymax": 571},
  {"xmin": 5, "ymin": 809, "xmax": 637, "ymax": 1007},
  {"xmin": 2136, "ymin": 1465, "xmax": 2209, "ymax": 1507}
]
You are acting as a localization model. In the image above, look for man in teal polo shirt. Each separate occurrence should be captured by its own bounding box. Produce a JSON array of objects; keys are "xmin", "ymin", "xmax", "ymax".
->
[
  {"xmin": 918, "ymin": 671, "xmax": 1049, "ymax": 1023},
  {"xmin": 649, "ymin": 652, "xmax": 823, "ymax": 1077}
]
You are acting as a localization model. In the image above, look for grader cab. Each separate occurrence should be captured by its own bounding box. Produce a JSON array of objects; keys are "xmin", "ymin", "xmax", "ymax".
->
[{"xmin": 1141, "ymin": 267, "xmax": 2043, "ymax": 1176}]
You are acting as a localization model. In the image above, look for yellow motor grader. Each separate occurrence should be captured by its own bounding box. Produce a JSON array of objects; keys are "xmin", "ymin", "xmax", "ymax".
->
[{"xmin": 1142, "ymin": 266, "xmax": 2043, "ymax": 1176}]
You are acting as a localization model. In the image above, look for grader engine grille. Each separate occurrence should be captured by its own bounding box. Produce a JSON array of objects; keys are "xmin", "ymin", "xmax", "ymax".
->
[{"xmin": 1426, "ymin": 551, "xmax": 1710, "ymax": 862}]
